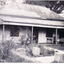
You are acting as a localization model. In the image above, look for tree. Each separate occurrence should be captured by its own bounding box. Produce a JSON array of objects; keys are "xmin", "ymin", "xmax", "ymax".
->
[
  {"xmin": 47, "ymin": 1, "xmax": 64, "ymax": 13},
  {"xmin": 25, "ymin": 1, "xmax": 64, "ymax": 14}
]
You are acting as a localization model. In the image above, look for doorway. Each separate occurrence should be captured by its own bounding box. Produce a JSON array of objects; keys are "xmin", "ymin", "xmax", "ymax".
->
[
  {"xmin": 59, "ymin": 29, "xmax": 64, "ymax": 38},
  {"xmin": 58, "ymin": 29, "xmax": 64, "ymax": 44}
]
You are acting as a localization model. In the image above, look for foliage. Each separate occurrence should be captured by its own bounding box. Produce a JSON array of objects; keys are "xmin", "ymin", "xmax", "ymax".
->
[
  {"xmin": 19, "ymin": 27, "xmax": 36, "ymax": 45},
  {"xmin": 0, "ymin": 43, "xmax": 4, "ymax": 59},
  {"xmin": 0, "ymin": 1, "xmax": 5, "ymax": 5},
  {"xmin": 0, "ymin": 40, "xmax": 15, "ymax": 59},
  {"xmin": 19, "ymin": 35, "xmax": 26, "ymax": 45},
  {"xmin": 26, "ymin": 1, "xmax": 64, "ymax": 13}
]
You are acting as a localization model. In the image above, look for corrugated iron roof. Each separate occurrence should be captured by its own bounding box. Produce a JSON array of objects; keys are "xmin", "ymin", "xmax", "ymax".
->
[
  {"xmin": 0, "ymin": 2, "xmax": 64, "ymax": 28},
  {"xmin": 0, "ymin": 2, "xmax": 64, "ymax": 20}
]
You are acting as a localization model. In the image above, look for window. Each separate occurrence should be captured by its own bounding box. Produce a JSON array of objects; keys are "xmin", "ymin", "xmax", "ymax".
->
[
  {"xmin": 46, "ymin": 29, "xmax": 53, "ymax": 37},
  {"xmin": 10, "ymin": 26, "xmax": 19, "ymax": 37}
]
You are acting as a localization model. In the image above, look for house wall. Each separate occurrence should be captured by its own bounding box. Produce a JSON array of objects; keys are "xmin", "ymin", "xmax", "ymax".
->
[
  {"xmin": 0, "ymin": 25, "xmax": 60, "ymax": 44},
  {"xmin": 3, "ymin": 25, "xmax": 32, "ymax": 43},
  {"xmin": 38, "ymin": 28, "xmax": 59, "ymax": 44},
  {"xmin": 4, "ymin": 26, "xmax": 10, "ymax": 41},
  {"xmin": 0, "ymin": 25, "xmax": 21, "ymax": 42}
]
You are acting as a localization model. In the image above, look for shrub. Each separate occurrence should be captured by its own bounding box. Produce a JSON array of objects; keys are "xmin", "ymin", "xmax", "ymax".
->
[
  {"xmin": 19, "ymin": 35, "xmax": 26, "ymax": 45},
  {"xmin": 0, "ymin": 44, "xmax": 4, "ymax": 59},
  {"xmin": 1, "ymin": 40, "xmax": 15, "ymax": 59}
]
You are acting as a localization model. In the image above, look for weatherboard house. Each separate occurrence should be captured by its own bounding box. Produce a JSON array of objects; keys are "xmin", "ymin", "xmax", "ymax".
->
[{"xmin": 0, "ymin": 2, "xmax": 64, "ymax": 44}]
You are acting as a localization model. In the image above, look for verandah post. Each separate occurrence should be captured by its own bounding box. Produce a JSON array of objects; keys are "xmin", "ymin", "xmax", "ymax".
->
[
  {"xmin": 56, "ymin": 28, "xmax": 58, "ymax": 45},
  {"xmin": 2, "ymin": 24, "xmax": 5, "ymax": 43},
  {"xmin": 32, "ymin": 26, "xmax": 33, "ymax": 43}
]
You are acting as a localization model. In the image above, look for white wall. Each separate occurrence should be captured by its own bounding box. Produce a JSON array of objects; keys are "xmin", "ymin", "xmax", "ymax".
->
[
  {"xmin": 4, "ymin": 28, "xmax": 10, "ymax": 41},
  {"xmin": 38, "ymin": 29, "xmax": 60, "ymax": 44},
  {"xmin": 38, "ymin": 29, "xmax": 46, "ymax": 43},
  {"xmin": 4, "ymin": 26, "xmax": 31, "ymax": 43}
]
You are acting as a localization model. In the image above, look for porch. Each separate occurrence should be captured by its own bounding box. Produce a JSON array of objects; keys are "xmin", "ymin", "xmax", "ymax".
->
[{"xmin": 1, "ymin": 24, "xmax": 64, "ymax": 44}]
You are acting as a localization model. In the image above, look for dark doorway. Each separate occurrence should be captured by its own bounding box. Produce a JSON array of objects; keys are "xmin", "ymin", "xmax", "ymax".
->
[
  {"xmin": 59, "ymin": 29, "xmax": 64, "ymax": 38},
  {"xmin": 46, "ymin": 28, "xmax": 53, "ymax": 37},
  {"xmin": 33, "ymin": 27, "xmax": 38, "ymax": 43},
  {"xmin": 58, "ymin": 29, "xmax": 64, "ymax": 44}
]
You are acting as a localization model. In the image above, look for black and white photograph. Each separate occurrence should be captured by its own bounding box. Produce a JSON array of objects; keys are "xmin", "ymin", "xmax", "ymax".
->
[{"xmin": 0, "ymin": 0, "xmax": 64, "ymax": 63}]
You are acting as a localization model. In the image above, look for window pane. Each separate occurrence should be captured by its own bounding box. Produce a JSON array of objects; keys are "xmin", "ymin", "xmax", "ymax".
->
[{"xmin": 10, "ymin": 26, "xmax": 19, "ymax": 37}]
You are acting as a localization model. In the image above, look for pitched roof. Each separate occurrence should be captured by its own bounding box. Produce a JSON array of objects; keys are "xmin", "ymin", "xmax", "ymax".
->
[
  {"xmin": 0, "ymin": 2, "xmax": 64, "ymax": 20},
  {"xmin": 0, "ymin": 2, "xmax": 64, "ymax": 28}
]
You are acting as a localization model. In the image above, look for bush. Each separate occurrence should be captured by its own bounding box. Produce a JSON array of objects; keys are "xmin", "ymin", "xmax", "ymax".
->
[
  {"xmin": 0, "ymin": 44, "xmax": 4, "ymax": 59},
  {"xmin": 1, "ymin": 40, "xmax": 15, "ymax": 59}
]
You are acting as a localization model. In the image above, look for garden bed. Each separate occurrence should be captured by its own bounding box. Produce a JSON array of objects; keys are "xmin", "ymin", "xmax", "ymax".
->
[
  {"xmin": 11, "ymin": 43, "xmax": 54, "ymax": 58},
  {"xmin": 10, "ymin": 48, "xmax": 54, "ymax": 63},
  {"xmin": 0, "ymin": 40, "xmax": 54, "ymax": 62}
]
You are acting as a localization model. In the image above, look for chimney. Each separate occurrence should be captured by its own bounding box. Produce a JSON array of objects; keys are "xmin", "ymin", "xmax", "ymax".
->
[
  {"xmin": 6, "ymin": 0, "xmax": 12, "ymax": 4},
  {"xmin": 15, "ymin": 0, "xmax": 25, "ymax": 3}
]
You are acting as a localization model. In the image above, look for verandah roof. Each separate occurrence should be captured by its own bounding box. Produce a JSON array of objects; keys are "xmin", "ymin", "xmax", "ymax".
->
[{"xmin": 0, "ymin": 15, "xmax": 64, "ymax": 29}]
